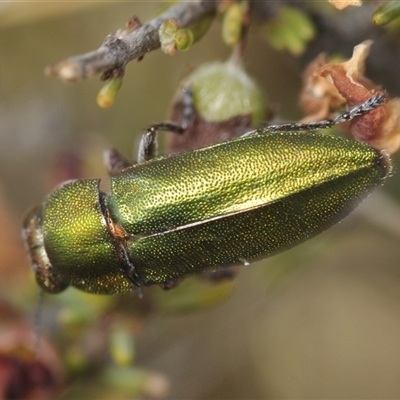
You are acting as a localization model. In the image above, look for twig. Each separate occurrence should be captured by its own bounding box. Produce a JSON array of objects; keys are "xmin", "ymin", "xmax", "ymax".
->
[{"xmin": 45, "ymin": 0, "xmax": 217, "ymax": 83}]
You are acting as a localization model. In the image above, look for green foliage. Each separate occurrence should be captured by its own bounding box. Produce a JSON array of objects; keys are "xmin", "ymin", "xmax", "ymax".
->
[{"xmin": 264, "ymin": 6, "xmax": 316, "ymax": 55}]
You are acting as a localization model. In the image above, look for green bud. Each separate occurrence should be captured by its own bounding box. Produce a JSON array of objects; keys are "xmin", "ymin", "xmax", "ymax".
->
[
  {"xmin": 97, "ymin": 76, "xmax": 123, "ymax": 108},
  {"xmin": 372, "ymin": 1, "xmax": 400, "ymax": 26},
  {"xmin": 222, "ymin": 2, "xmax": 245, "ymax": 46},
  {"xmin": 175, "ymin": 28, "xmax": 194, "ymax": 51},
  {"xmin": 159, "ymin": 19, "xmax": 179, "ymax": 55}
]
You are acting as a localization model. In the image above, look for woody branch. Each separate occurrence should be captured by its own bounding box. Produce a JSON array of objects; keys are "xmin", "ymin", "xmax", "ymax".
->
[{"xmin": 45, "ymin": 0, "xmax": 217, "ymax": 83}]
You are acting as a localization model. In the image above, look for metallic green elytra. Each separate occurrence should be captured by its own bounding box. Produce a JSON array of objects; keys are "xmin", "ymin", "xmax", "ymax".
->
[
  {"xmin": 22, "ymin": 94, "xmax": 391, "ymax": 295},
  {"xmin": 23, "ymin": 131, "xmax": 390, "ymax": 295}
]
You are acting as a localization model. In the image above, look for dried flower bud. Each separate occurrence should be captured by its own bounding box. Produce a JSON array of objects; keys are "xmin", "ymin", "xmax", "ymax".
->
[
  {"xmin": 300, "ymin": 54, "xmax": 345, "ymax": 122},
  {"xmin": 328, "ymin": 0, "xmax": 362, "ymax": 10},
  {"xmin": 300, "ymin": 40, "xmax": 400, "ymax": 153}
]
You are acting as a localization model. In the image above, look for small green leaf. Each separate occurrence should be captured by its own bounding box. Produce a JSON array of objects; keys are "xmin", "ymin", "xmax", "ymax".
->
[
  {"xmin": 265, "ymin": 6, "xmax": 316, "ymax": 55},
  {"xmin": 372, "ymin": 1, "xmax": 400, "ymax": 26}
]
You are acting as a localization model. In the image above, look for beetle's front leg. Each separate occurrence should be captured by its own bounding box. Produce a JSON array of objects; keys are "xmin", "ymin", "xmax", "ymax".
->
[
  {"xmin": 137, "ymin": 87, "xmax": 194, "ymax": 162},
  {"xmin": 103, "ymin": 123, "xmax": 186, "ymax": 174},
  {"xmin": 104, "ymin": 148, "xmax": 131, "ymax": 174},
  {"xmin": 104, "ymin": 87, "xmax": 194, "ymax": 173},
  {"xmin": 137, "ymin": 123, "xmax": 186, "ymax": 163}
]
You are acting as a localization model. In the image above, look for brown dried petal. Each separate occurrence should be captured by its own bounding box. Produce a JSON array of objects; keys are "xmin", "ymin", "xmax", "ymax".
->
[
  {"xmin": 328, "ymin": 0, "xmax": 362, "ymax": 10},
  {"xmin": 300, "ymin": 53, "xmax": 344, "ymax": 122},
  {"xmin": 370, "ymin": 98, "xmax": 400, "ymax": 154},
  {"xmin": 319, "ymin": 50, "xmax": 400, "ymax": 153},
  {"xmin": 319, "ymin": 63, "xmax": 376, "ymax": 107},
  {"xmin": 300, "ymin": 40, "xmax": 400, "ymax": 153}
]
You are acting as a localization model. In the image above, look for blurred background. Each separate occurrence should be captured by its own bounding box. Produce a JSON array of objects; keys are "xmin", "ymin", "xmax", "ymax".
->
[{"xmin": 1, "ymin": 1, "xmax": 400, "ymax": 399}]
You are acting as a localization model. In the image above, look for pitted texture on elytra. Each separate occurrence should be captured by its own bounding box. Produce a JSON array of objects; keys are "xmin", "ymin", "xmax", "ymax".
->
[
  {"xmin": 130, "ymin": 165, "xmax": 386, "ymax": 285},
  {"xmin": 110, "ymin": 132, "xmax": 386, "ymax": 236},
  {"xmin": 43, "ymin": 180, "xmax": 132, "ymax": 294}
]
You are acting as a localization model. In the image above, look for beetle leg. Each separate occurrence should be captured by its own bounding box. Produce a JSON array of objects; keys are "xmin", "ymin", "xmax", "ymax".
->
[
  {"xmin": 137, "ymin": 126, "xmax": 158, "ymax": 163},
  {"xmin": 160, "ymin": 278, "xmax": 183, "ymax": 290},
  {"xmin": 201, "ymin": 266, "xmax": 239, "ymax": 282},
  {"xmin": 242, "ymin": 91, "xmax": 386, "ymax": 137},
  {"xmin": 104, "ymin": 122, "xmax": 186, "ymax": 173},
  {"xmin": 159, "ymin": 278, "xmax": 182, "ymax": 290},
  {"xmin": 105, "ymin": 86, "xmax": 194, "ymax": 170},
  {"xmin": 137, "ymin": 123, "xmax": 185, "ymax": 163},
  {"xmin": 137, "ymin": 87, "xmax": 194, "ymax": 163},
  {"xmin": 105, "ymin": 122, "xmax": 189, "ymax": 174},
  {"xmin": 104, "ymin": 148, "xmax": 132, "ymax": 174},
  {"xmin": 104, "ymin": 122, "xmax": 187, "ymax": 173}
]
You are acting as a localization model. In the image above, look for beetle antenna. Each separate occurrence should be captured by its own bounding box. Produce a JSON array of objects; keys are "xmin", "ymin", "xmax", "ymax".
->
[
  {"xmin": 243, "ymin": 91, "xmax": 387, "ymax": 136},
  {"xmin": 333, "ymin": 92, "xmax": 386, "ymax": 124},
  {"xmin": 33, "ymin": 288, "xmax": 45, "ymax": 359}
]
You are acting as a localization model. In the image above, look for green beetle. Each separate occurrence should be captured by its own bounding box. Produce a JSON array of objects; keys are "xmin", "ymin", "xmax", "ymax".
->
[{"xmin": 23, "ymin": 93, "xmax": 391, "ymax": 295}]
